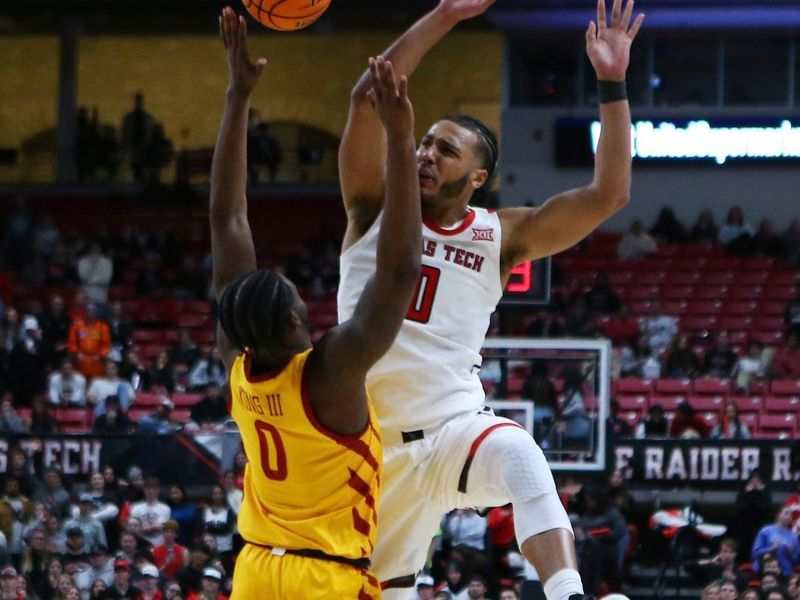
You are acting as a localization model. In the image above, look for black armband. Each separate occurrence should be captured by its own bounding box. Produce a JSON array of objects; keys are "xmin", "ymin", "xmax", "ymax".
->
[{"xmin": 598, "ymin": 80, "xmax": 627, "ymax": 104}]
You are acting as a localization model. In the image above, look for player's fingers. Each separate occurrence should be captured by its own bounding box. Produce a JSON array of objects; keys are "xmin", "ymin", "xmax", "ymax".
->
[
  {"xmin": 628, "ymin": 12, "xmax": 645, "ymax": 39},
  {"xmin": 398, "ymin": 76, "xmax": 409, "ymax": 101},
  {"xmin": 586, "ymin": 21, "xmax": 596, "ymax": 45},
  {"xmin": 369, "ymin": 58, "xmax": 384, "ymax": 102},
  {"xmin": 384, "ymin": 61, "xmax": 399, "ymax": 98},
  {"xmin": 611, "ymin": 0, "xmax": 622, "ymax": 27},
  {"xmin": 621, "ymin": 0, "xmax": 634, "ymax": 31},
  {"xmin": 597, "ymin": 0, "xmax": 607, "ymax": 30}
]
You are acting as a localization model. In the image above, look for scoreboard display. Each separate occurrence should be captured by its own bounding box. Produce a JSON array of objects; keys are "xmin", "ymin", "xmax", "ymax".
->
[{"xmin": 500, "ymin": 257, "xmax": 551, "ymax": 306}]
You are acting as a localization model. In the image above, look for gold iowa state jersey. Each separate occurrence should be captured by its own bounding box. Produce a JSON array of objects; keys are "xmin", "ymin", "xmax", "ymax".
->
[{"xmin": 229, "ymin": 349, "xmax": 382, "ymax": 560}]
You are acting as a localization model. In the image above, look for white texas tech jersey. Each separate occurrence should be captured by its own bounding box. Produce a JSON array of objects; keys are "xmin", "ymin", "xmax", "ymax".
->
[{"xmin": 338, "ymin": 207, "xmax": 503, "ymax": 435}]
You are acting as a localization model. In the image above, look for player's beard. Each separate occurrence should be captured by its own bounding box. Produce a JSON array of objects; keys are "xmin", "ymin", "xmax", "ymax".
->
[{"xmin": 421, "ymin": 172, "xmax": 471, "ymax": 205}]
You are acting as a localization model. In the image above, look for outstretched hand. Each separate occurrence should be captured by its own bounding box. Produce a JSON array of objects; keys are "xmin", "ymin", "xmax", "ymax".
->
[
  {"xmin": 586, "ymin": 0, "xmax": 644, "ymax": 82},
  {"xmin": 436, "ymin": 0, "xmax": 496, "ymax": 24},
  {"xmin": 367, "ymin": 57, "xmax": 414, "ymax": 137},
  {"xmin": 219, "ymin": 6, "xmax": 267, "ymax": 97}
]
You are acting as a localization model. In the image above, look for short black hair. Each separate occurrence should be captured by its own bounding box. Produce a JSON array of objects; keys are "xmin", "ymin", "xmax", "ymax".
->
[
  {"xmin": 442, "ymin": 115, "xmax": 499, "ymax": 205},
  {"xmin": 218, "ymin": 270, "xmax": 296, "ymax": 354}
]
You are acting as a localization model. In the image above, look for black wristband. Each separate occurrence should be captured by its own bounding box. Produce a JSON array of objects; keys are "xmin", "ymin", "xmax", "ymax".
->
[{"xmin": 598, "ymin": 80, "xmax": 627, "ymax": 104}]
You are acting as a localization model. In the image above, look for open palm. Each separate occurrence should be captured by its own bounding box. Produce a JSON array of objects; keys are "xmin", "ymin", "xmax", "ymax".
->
[
  {"xmin": 219, "ymin": 6, "xmax": 267, "ymax": 97},
  {"xmin": 586, "ymin": 0, "xmax": 644, "ymax": 82}
]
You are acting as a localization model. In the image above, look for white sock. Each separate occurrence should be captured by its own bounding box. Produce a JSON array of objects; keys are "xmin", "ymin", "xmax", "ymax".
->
[{"xmin": 543, "ymin": 568, "xmax": 585, "ymax": 600}]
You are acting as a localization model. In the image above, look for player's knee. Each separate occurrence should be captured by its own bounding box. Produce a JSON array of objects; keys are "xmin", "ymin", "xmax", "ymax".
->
[
  {"xmin": 514, "ymin": 491, "xmax": 574, "ymax": 545},
  {"xmin": 481, "ymin": 427, "xmax": 556, "ymax": 503}
]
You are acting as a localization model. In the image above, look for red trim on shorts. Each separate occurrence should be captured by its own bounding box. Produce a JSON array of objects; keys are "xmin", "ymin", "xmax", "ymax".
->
[
  {"xmin": 423, "ymin": 209, "xmax": 476, "ymax": 236},
  {"xmin": 457, "ymin": 422, "xmax": 524, "ymax": 493}
]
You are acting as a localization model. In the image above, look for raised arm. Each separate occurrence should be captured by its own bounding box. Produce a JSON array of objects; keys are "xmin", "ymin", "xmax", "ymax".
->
[
  {"xmin": 499, "ymin": 0, "xmax": 644, "ymax": 274},
  {"xmin": 210, "ymin": 8, "xmax": 267, "ymax": 368},
  {"xmin": 307, "ymin": 58, "xmax": 421, "ymax": 433},
  {"xmin": 339, "ymin": 0, "xmax": 495, "ymax": 241}
]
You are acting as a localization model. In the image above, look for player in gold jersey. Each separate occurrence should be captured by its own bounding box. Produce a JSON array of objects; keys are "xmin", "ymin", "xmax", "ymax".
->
[{"xmin": 211, "ymin": 8, "xmax": 421, "ymax": 599}]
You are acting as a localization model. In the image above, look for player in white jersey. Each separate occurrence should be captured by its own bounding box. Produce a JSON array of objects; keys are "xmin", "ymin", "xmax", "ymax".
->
[{"xmin": 338, "ymin": 1, "xmax": 644, "ymax": 599}]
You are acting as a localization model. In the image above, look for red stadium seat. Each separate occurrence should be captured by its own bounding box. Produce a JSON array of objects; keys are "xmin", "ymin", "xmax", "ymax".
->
[
  {"xmin": 655, "ymin": 378, "xmax": 692, "ymax": 395},
  {"xmin": 616, "ymin": 379, "xmax": 654, "ymax": 394},
  {"xmin": 127, "ymin": 409, "xmax": 150, "ymax": 423},
  {"xmin": 608, "ymin": 271, "xmax": 634, "ymax": 285},
  {"xmin": 188, "ymin": 301, "xmax": 212, "ymax": 315},
  {"xmin": 764, "ymin": 396, "xmax": 800, "ymax": 413},
  {"xmin": 728, "ymin": 330, "xmax": 750, "ymax": 346},
  {"xmin": 173, "ymin": 393, "xmax": 203, "ymax": 407},
  {"xmin": 700, "ymin": 412, "xmax": 719, "ymax": 428},
  {"xmin": 768, "ymin": 272, "xmax": 800, "ymax": 285},
  {"xmin": 753, "ymin": 316, "xmax": 784, "ymax": 331},
  {"xmin": 666, "ymin": 271, "xmax": 701, "ymax": 286},
  {"xmin": 650, "ymin": 395, "xmax": 684, "ymax": 411},
  {"xmin": 695, "ymin": 285, "xmax": 729, "ymax": 299},
  {"xmin": 55, "ymin": 408, "xmax": 90, "ymax": 426},
  {"xmin": 727, "ymin": 286, "xmax": 763, "ymax": 300},
  {"xmin": 133, "ymin": 330, "xmax": 162, "ymax": 344},
  {"xmin": 135, "ymin": 393, "xmax": 163, "ymax": 407},
  {"xmin": 661, "ymin": 285, "xmax": 694, "ymax": 300},
  {"xmin": 636, "ymin": 271, "xmax": 667, "ymax": 285},
  {"xmin": 687, "ymin": 301, "xmax": 722, "ymax": 316},
  {"xmin": 763, "ymin": 285, "xmax": 794, "ymax": 300},
  {"xmin": 759, "ymin": 413, "xmax": 797, "ymax": 434},
  {"xmin": 617, "ymin": 395, "xmax": 649, "ymax": 411},
  {"xmin": 770, "ymin": 380, "xmax": 800, "ymax": 396},
  {"xmin": 689, "ymin": 395, "xmax": 725, "ymax": 412},
  {"xmin": 693, "ymin": 378, "xmax": 731, "ymax": 396},
  {"xmin": 705, "ymin": 258, "xmax": 740, "ymax": 271},
  {"xmin": 629, "ymin": 300, "xmax": 653, "ymax": 315},
  {"xmin": 737, "ymin": 272, "xmax": 769, "ymax": 285},
  {"xmin": 704, "ymin": 272, "xmax": 736, "ymax": 285},
  {"xmin": 507, "ymin": 376, "xmax": 525, "ymax": 394},
  {"xmin": 750, "ymin": 330, "xmax": 784, "ymax": 345},
  {"xmin": 742, "ymin": 257, "xmax": 775, "ymax": 271},
  {"xmin": 621, "ymin": 411, "xmax": 641, "ymax": 427},
  {"xmin": 722, "ymin": 301, "xmax": 758, "ymax": 316},
  {"xmin": 173, "ymin": 409, "xmax": 191, "ymax": 422},
  {"xmin": 731, "ymin": 395, "xmax": 762, "ymax": 412},
  {"xmin": 681, "ymin": 316, "xmax": 718, "ymax": 332},
  {"xmin": 749, "ymin": 380, "xmax": 768, "ymax": 395},
  {"xmin": 162, "ymin": 330, "xmax": 180, "ymax": 344},
  {"xmin": 661, "ymin": 300, "xmax": 689, "ymax": 315},
  {"xmin": 176, "ymin": 315, "xmax": 211, "ymax": 329},
  {"xmin": 739, "ymin": 412, "xmax": 758, "ymax": 429},
  {"xmin": 627, "ymin": 286, "xmax": 660, "ymax": 300},
  {"xmin": 758, "ymin": 301, "xmax": 786, "ymax": 316}
]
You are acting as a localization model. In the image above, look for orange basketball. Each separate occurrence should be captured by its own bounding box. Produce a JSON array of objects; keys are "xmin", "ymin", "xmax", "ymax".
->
[{"xmin": 242, "ymin": 0, "xmax": 332, "ymax": 31}]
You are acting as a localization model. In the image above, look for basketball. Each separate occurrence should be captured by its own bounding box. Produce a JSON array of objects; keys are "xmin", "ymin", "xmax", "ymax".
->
[{"xmin": 242, "ymin": 0, "xmax": 331, "ymax": 31}]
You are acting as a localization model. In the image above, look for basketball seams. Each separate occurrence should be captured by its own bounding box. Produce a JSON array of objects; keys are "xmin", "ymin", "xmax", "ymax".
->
[{"xmin": 243, "ymin": 0, "xmax": 330, "ymax": 31}]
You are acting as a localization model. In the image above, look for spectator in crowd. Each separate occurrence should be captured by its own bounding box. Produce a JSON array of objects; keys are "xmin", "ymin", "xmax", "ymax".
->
[
  {"xmin": 6, "ymin": 448, "xmax": 38, "ymax": 499},
  {"xmin": 37, "ymin": 295, "xmax": 71, "ymax": 368},
  {"xmin": 719, "ymin": 581, "xmax": 740, "ymax": 600},
  {"xmin": 549, "ymin": 366, "xmax": 591, "ymax": 447},
  {"xmin": 64, "ymin": 493, "xmax": 107, "ymax": 552},
  {"xmin": 35, "ymin": 467, "xmax": 70, "ymax": 520},
  {"xmin": 60, "ymin": 526, "xmax": 91, "ymax": 571},
  {"xmin": 772, "ymin": 332, "xmax": 800, "ymax": 379},
  {"xmin": 19, "ymin": 528, "xmax": 51, "ymax": 596},
  {"xmin": 164, "ymin": 580, "xmax": 183, "ymax": 600},
  {"xmin": 167, "ymin": 485, "xmax": 198, "ymax": 548},
  {"xmin": 464, "ymin": 575, "xmax": 490, "ymax": 600},
  {"xmin": 0, "ymin": 397, "xmax": 26, "ymax": 433},
  {"xmin": 247, "ymin": 122, "xmax": 282, "ymax": 184},
  {"xmin": 618, "ymin": 220, "xmax": 658, "ymax": 260},
  {"xmin": 138, "ymin": 563, "xmax": 161, "ymax": 600},
  {"xmin": 8, "ymin": 316, "xmax": 47, "ymax": 406},
  {"xmin": 77, "ymin": 243, "xmax": 114, "ymax": 308},
  {"xmin": 87, "ymin": 360, "xmax": 135, "ymax": 417},
  {"xmin": 584, "ymin": 272, "xmax": 620, "ymax": 315},
  {"xmin": 669, "ymin": 401, "xmax": 711, "ymax": 438},
  {"xmin": 607, "ymin": 400, "xmax": 632, "ymax": 438},
  {"xmin": 446, "ymin": 509, "xmax": 487, "ymax": 553},
  {"xmin": 0, "ymin": 475, "xmax": 33, "ymax": 563},
  {"xmin": 122, "ymin": 92, "xmax": 154, "ymax": 185},
  {"xmin": 640, "ymin": 299, "xmax": 679, "ymax": 355},
  {"xmin": 29, "ymin": 395, "xmax": 59, "ymax": 434},
  {"xmin": 753, "ymin": 219, "xmax": 784, "ymax": 257},
  {"xmin": 760, "ymin": 573, "xmax": 782, "ymax": 594},
  {"xmin": 169, "ymin": 330, "xmax": 201, "ymax": 369},
  {"xmin": 416, "ymin": 575, "xmax": 435, "ymax": 600},
  {"xmin": 147, "ymin": 351, "xmax": 176, "ymax": 395},
  {"xmin": 788, "ymin": 574, "xmax": 800, "ymax": 600},
  {"xmin": 107, "ymin": 302, "xmax": 133, "ymax": 363},
  {"xmin": 703, "ymin": 331, "xmax": 739, "ymax": 378},
  {"xmin": 177, "ymin": 544, "xmax": 210, "ymax": 595},
  {"xmin": 618, "ymin": 334, "xmax": 656, "ymax": 379},
  {"xmin": 635, "ymin": 404, "xmax": 669, "ymax": 439},
  {"xmin": 784, "ymin": 481, "xmax": 800, "ymax": 529},
  {"xmin": 525, "ymin": 305, "xmax": 563, "ymax": 338},
  {"xmin": 700, "ymin": 580, "xmax": 721, "ymax": 600},
  {"xmin": 602, "ymin": 303, "xmax": 640, "ymax": 346},
  {"xmin": 67, "ymin": 303, "xmax": 111, "ymax": 380},
  {"xmin": 153, "ymin": 520, "xmax": 188, "ymax": 579},
  {"xmin": 665, "ymin": 334, "xmax": 700, "ymax": 379},
  {"xmin": 486, "ymin": 504, "xmax": 515, "ymax": 584},
  {"xmin": 563, "ymin": 299, "xmax": 596, "ymax": 338},
  {"xmin": 783, "ymin": 220, "xmax": 800, "ymax": 268},
  {"xmin": 734, "ymin": 340, "xmax": 770, "ymax": 392},
  {"xmin": 752, "ymin": 506, "xmax": 800, "ymax": 577},
  {"xmin": 0, "ymin": 307, "xmax": 22, "ymax": 358},
  {"xmin": 608, "ymin": 468, "xmax": 635, "ymax": 523},
  {"xmin": 575, "ymin": 485, "xmax": 627, "ymax": 594},
  {"xmin": 786, "ymin": 283, "xmax": 800, "ymax": 334},
  {"xmin": 100, "ymin": 557, "xmax": 139, "ymax": 599},
  {"xmin": 48, "ymin": 359, "xmax": 87, "ymax": 406},
  {"xmin": 713, "ymin": 400, "xmax": 751, "ymax": 440},
  {"xmin": 221, "ymin": 472, "xmax": 242, "ymax": 517},
  {"xmin": 761, "ymin": 553, "xmax": 783, "ymax": 577},
  {"xmin": 202, "ymin": 486, "xmax": 235, "ymax": 555},
  {"xmin": 442, "ymin": 562, "xmax": 468, "ymax": 600},
  {"xmin": 187, "ymin": 567, "xmax": 226, "ymax": 600},
  {"xmin": 136, "ymin": 398, "xmax": 176, "ymax": 435},
  {"xmin": 719, "ymin": 206, "xmax": 755, "ymax": 254},
  {"xmin": 116, "ymin": 532, "xmax": 138, "ymax": 566},
  {"xmin": 92, "ymin": 395, "xmax": 133, "ymax": 434},
  {"xmin": 691, "ymin": 210, "xmax": 718, "ymax": 243},
  {"xmin": 143, "ymin": 122, "xmax": 174, "ymax": 185},
  {"xmin": 120, "ymin": 348, "xmax": 149, "ymax": 393},
  {"xmin": 187, "ymin": 348, "xmax": 226, "ymax": 392},
  {"xmin": 189, "ymin": 384, "xmax": 228, "ymax": 428},
  {"xmin": 521, "ymin": 361, "xmax": 557, "ymax": 440},
  {"xmin": 685, "ymin": 538, "xmax": 749, "ymax": 591},
  {"xmin": 650, "ymin": 207, "xmax": 687, "ymax": 243},
  {"xmin": 85, "ymin": 472, "xmax": 120, "ymax": 547},
  {"xmin": 130, "ymin": 479, "xmax": 170, "ymax": 547}
]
